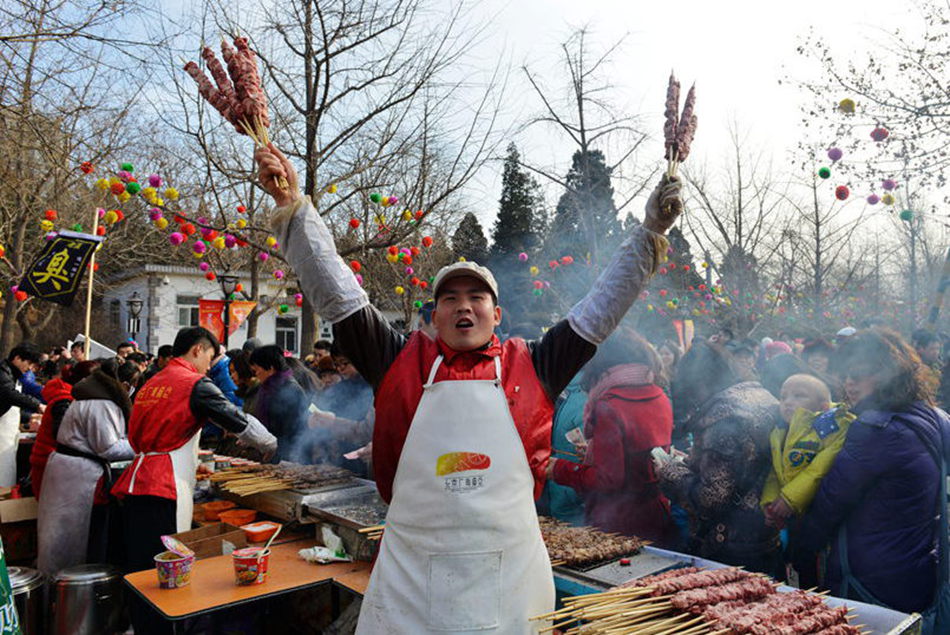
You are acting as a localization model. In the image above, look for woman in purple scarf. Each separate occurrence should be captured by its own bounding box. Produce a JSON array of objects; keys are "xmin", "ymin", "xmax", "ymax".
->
[{"xmin": 248, "ymin": 345, "xmax": 310, "ymax": 463}]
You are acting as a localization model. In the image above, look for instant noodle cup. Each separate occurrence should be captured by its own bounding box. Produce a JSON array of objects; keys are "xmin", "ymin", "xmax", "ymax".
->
[
  {"xmin": 154, "ymin": 551, "xmax": 195, "ymax": 589},
  {"xmin": 232, "ymin": 547, "xmax": 270, "ymax": 585}
]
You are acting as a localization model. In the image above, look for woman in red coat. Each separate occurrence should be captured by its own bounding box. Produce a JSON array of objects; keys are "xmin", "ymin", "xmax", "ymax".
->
[{"xmin": 548, "ymin": 329, "xmax": 674, "ymax": 545}]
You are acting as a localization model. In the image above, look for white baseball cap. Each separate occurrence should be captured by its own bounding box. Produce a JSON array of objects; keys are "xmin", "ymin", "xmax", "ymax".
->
[
  {"xmin": 836, "ymin": 326, "xmax": 857, "ymax": 337},
  {"xmin": 432, "ymin": 261, "xmax": 499, "ymax": 300}
]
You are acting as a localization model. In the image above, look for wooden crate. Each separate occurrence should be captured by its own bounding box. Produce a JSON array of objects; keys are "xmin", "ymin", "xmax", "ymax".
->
[{"xmin": 172, "ymin": 522, "xmax": 247, "ymax": 559}]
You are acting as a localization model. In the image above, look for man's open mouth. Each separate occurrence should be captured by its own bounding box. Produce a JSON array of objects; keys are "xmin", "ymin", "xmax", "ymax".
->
[{"xmin": 455, "ymin": 318, "xmax": 474, "ymax": 329}]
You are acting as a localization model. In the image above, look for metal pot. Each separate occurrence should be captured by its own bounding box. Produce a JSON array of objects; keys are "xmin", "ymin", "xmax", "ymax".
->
[
  {"xmin": 8, "ymin": 567, "xmax": 44, "ymax": 635},
  {"xmin": 50, "ymin": 565, "xmax": 124, "ymax": 635}
]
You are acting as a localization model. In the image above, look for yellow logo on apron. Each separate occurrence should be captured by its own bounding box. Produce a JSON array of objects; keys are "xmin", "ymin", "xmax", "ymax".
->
[{"xmin": 435, "ymin": 452, "xmax": 491, "ymax": 476}]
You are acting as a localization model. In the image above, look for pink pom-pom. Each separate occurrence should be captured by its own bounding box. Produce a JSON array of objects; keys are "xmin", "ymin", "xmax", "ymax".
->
[
  {"xmin": 148, "ymin": 208, "xmax": 162, "ymax": 221},
  {"xmin": 866, "ymin": 194, "xmax": 880, "ymax": 205},
  {"xmin": 258, "ymin": 252, "xmax": 269, "ymax": 262},
  {"xmin": 148, "ymin": 174, "xmax": 162, "ymax": 188},
  {"xmin": 199, "ymin": 262, "xmax": 210, "ymax": 272},
  {"xmin": 97, "ymin": 208, "xmax": 106, "ymax": 218},
  {"xmin": 169, "ymin": 232, "xmax": 185, "ymax": 245},
  {"xmin": 224, "ymin": 235, "xmax": 237, "ymax": 248},
  {"xmin": 192, "ymin": 241, "xmax": 206, "ymax": 254},
  {"xmin": 882, "ymin": 179, "xmax": 897, "ymax": 191},
  {"xmin": 294, "ymin": 293, "xmax": 303, "ymax": 301},
  {"xmin": 405, "ymin": 266, "xmax": 414, "ymax": 275},
  {"xmin": 389, "ymin": 196, "xmax": 399, "ymax": 205},
  {"xmin": 518, "ymin": 252, "xmax": 528, "ymax": 262},
  {"xmin": 273, "ymin": 269, "xmax": 285, "ymax": 280}
]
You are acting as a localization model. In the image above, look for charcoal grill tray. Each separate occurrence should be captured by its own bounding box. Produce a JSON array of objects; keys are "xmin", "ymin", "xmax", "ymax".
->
[{"xmin": 554, "ymin": 550, "xmax": 684, "ymax": 588}]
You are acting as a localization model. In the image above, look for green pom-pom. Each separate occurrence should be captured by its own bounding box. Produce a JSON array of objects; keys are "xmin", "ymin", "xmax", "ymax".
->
[
  {"xmin": 278, "ymin": 303, "xmax": 289, "ymax": 313},
  {"xmin": 120, "ymin": 162, "xmax": 134, "ymax": 172},
  {"xmin": 532, "ymin": 289, "xmax": 543, "ymax": 296},
  {"xmin": 414, "ymin": 300, "xmax": 423, "ymax": 308},
  {"xmin": 899, "ymin": 209, "xmax": 914, "ymax": 221},
  {"xmin": 369, "ymin": 193, "xmax": 382, "ymax": 203},
  {"xmin": 126, "ymin": 181, "xmax": 141, "ymax": 194},
  {"xmin": 818, "ymin": 167, "xmax": 831, "ymax": 179},
  {"xmin": 72, "ymin": 223, "xmax": 83, "ymax": 231}
]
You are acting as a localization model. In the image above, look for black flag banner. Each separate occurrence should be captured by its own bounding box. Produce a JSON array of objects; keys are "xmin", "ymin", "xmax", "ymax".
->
[{"xmin": 19, "ymin": 231, "xmax": 103, "ymax": 306}]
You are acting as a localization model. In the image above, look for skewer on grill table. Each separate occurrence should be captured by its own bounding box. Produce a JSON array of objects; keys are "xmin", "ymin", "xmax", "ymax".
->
[{"xmin": 358, "ymin": 524, "xmax": 386, "ymax": 533}]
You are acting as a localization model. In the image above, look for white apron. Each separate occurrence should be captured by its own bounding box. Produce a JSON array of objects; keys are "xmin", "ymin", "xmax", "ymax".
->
[
  {"xmin": 0, "ymin": 383, "xmax": 22, "ymax": 488},
  {"xmin": 356, "ymin": 356, "xmax": 554, "ymax": 634},
  {"xmin": 128, "ymin": 430, "xmax": 200, "ymax": 532}
]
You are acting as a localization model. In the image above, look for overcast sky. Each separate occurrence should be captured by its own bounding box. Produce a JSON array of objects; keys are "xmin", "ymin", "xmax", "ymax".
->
[{"xmin": 457, "ymin": 0, "xmax": 926, "ymax": 227}]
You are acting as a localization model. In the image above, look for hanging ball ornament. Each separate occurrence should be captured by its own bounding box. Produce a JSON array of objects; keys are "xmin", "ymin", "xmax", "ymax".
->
[
  {"xmin": 80, "ymin": 161, "xmax": 94, "ymax": 174},
  {"xmin": 349, "ymin": 218, "xmax": 360, "ymax": 229},
  {"xmin": 370, "ymin": 193, "xmax": 382, "ymax": 203},
  {"xmin": 199, "ymin": 262, "xmax": 210, "ymax": 272},
  {"xmin": 126, "ymin": 181, "xmax": 141, "ymax": 195},
  {"xmin": 394, "ymin": 286, "xmax": 405, "ymax": 295},
  {"xmin": 422, "ymin": 236, "xmax": 434, "ymax": 248},
  {"xmin": 148, "ymin": 174, "xmax": 162, "ymax": 188},
  {"xmin": 326, "ymin": 184, "xmax": 337, "ymax": 194},
  {"xmin": 818, "ymin": 167, "xmax": 831, "ymax": 179},
  {"xmin": 838, "ymin": 98, "xmax": 856, "ymax": 114},
  {"xmin": 835, "ymin": 185, "xmax": 850, "ymax": 201},
  {"xmin": 827, "ymin": 148, "xmax": 843, "ymax": 162},
  {"xmin": 870, "ymin": 127, "xmax": 889, "ymax": 142},
  {"xmin": 866, "ymin": 194, "xmax": 880, "ymax": 205},
  {"xmin": 518, "ymin": 252, "xmax": 528, "ymax": 262},
  {"xmin": 899, "ymin": 209, "xmax": 914, "ymax": 222},
  {"xmin": 273, "ymin": 269, "xmax": 285, "ymax": 280},
  {"xmin": 882, "ymin": 179, "xmax": 897, "ymax": 191},
  {"xmin": 259, "ymin": 252, "xmax": 269, "ymax": 262},
  {"xmin": 169, "ymin": 232, "xmax": 185, "ymax": 246},
  {"xmin": 882, "ymin": 193, "xmax": 895, "ymax": 206},
  {"xmin": 529, "ymin": 265, "xmax": 539, "ymax": 276}
]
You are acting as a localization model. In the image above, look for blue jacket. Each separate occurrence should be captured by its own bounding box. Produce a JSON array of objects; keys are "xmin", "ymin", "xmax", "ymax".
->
[
  {"xmin": 538, "ymin": 375, "xmax": 586, "ymax": 526},
  {"xmin": 209, "ymin": 356, "xmax": 241, "ymax": 407},
  {"xmin": 20, "ymin": 370, "xmax": 44, "ymax": 402},
  {"xmin": 799, "ymin": 401, "xmax": 950, "ymax": 613}
]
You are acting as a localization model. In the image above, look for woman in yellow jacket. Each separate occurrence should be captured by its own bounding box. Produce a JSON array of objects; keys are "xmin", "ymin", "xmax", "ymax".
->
[{"xmin": 761, "ymin": 373, "xmax": 855, "ymax": 586}]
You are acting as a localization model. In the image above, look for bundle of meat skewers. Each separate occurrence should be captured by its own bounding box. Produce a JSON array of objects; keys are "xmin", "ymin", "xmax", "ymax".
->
[
  {"xmin": 184, "ymin": 37, "xmax": 287, "ymax": 189},
  {"xmin": 538, "ymin": 517, "xmax": 646, "ymax": 568},
  {"xmin": 531, "ymin": 565, "xmax": 867, "ymax": 634},
  {"xmin": 211, "ymin": 462, "xmax": 354, "ymax": 496},
  {"xmin": 663, "ymin": 72, "xmax": 698, "ymax": 179}
]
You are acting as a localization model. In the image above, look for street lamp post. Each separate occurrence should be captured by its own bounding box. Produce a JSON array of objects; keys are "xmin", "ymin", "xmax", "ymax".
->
[
  {"xmin": 126, "ymin": 291, "xmax": 144, "ymax": 346},
  {"xmin": 219, "ymin": 274, "xmax": 239, "ymax": 348}
]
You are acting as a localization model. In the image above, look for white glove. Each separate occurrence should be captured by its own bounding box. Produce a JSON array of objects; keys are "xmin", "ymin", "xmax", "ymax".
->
[{"xmin": 237, "ymin": 414, "xmax": 278, "ymax": 457}]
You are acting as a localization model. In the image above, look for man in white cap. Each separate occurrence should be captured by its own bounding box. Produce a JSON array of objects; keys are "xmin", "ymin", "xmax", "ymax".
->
[{"xmin": 254, "ymin": 143, "xmax": 682, "ymax": 634}]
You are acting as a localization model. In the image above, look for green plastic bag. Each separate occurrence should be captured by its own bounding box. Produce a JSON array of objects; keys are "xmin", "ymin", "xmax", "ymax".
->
[{"xmin": 0, "ymin": 538, "xmax": 21, "ymax": 635}]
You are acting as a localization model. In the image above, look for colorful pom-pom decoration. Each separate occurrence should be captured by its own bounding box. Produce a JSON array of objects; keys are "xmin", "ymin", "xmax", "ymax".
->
[
  {"xmin": 80, "ymin": 162, "xmax": 94, "ymax": 174},
  {"xmin": 835, "ymin": 185, "xmax": 850, "ymax": 201},
  {"xmin": 164, "ymin": 188, "xmax": 179, "ymax": 201},
  {"xmin": 104, "ymin": 211, "xmax": 119, "ymax": 225},
  {"xmin": 148, "ymin": 174, "xmax": 162, "ymax": 188},
  {"xmin": 44, "ymin": 209, "xmax": 58, "ymax": 221},
  {"xmin": 265, "ymin": 236, "xmax": 277, "ymax": 248},
  {"xmin": 110, "ymin": 182, "xmax": 125, "ymax": 196},
  {"xmin": 295, "ymin": 293, "xmax": 303, "ymax": 307},
  {"xmin": 278, "ymin": 304, "xmax": 289, "ymax": 314},
  {"xmin": 126, "ymin": 181, "xmax": 141, "ymax": 195},
  {"xmin": 258, "ymin": 252, "xmax": 269, "ymax": 262},
  {"xmin": 273, "ymin": 269, "xmax": 285, "ymax": 280},
  {"xmin": 236, "ymin": 205, "xmax": 246, "ymax": 214},
  {"xmin": 40, "ymin": 220, "xmax": 54, "ymax": 232},
  {"xmin": 827, "ymin": 148, "xmax": 843, "ymax": 162},
  {"xmin": 192, "ymin": 241, "xmax": 206, "ymax": 254},
  {"xmin": 421, "ymin": 236, "xmax": 434, "ymax": 248},
  {"xmin": 120, "ymin": 162, "xmax": 134, "ymax": 172},
  {"xmin": 14, "ymin": 290, "xmax": 28, "ymax": 302},
  {"xmin": 95, "ymin": 178, "xmax": 110, "ymax": 191},
  {"xmin": 326, "ymin": 184, "xmax": 338, "ymax": 194},
  {"xmin": 212, "ymin": 237, "xmax": 226, "ymax": 250},
  {"xmin": 205, "ymin": 272, "xmax": 216, "ymax": 281},
  {"xmin": 899, "ymin": 209, "xmax": 914, "ymax": 222},
  {"xmin": 71, "ymin": 224, "xmax": 83, "ymax": 232},
  {"xmin": 0, "ymin": 245, "xmax": 5, "ymax": 258},
  {"xmin": 224, "ymin": 235, "xmax": 238, "ymax": 248},
  {"xmin": 394, "ymin": 286, "xmax": 405, "ymax": 295},
  {"xmin": 402, "ymin": 210, "xmax": 412, "ymax": 221},
  {"xmin": 882, "ymin": 193, "xmax": 895, "ymax": 206},
  {"xmin": 866, "ymin": 194, "xmax": 880, "ymax": 205},
  {"xmin": 389, "ymin": 196, "xmax": 399, "ymax": 206},
  {"xmin": 838, "ymin": 98, "xmax": 856, "ymax": 114},
  {"xmin": 817, "ymin": 167, "xmax": 831, "ymax": 179},
  {"xmin": 518, "ymin": 252, "xmax": 528, "ymax": 262},
  {"xmin": 349, "ymin": 218, "xmax": 360, "ymax": 229},
  {"xmin": 236, "ymin": 219, "xmax": 247, "ymax": 229},
  {"xmin": 870, "ymin": 127, "xmax": 889, "ymax": 142},
  {"xmin": 199, "ymin": 262, "xmax": 210, "ymax": 272},
  {"xmin": 96, "ymin": 226, "xmax": 106, "ymax": 236},
  {"xmin": 370, "ymin": 193, "xmax": 382, "ymax": 203},
  {"xmin": 882, "ymin": 179, "xmax": 897, "ymax": 191},
  {"xmin": 529, "ymin": 265, "xmax": 539, "ymax": 276}
]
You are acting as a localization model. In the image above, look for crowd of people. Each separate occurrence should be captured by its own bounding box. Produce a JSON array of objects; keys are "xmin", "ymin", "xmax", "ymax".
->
[{"xmin": 0, "ymin": 146, "xmax": 945, "ymax": 633}]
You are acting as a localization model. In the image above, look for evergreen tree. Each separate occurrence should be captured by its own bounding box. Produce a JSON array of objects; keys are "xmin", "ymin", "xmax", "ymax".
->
[
  {"xmin": 548, "ymin": 149, "xmax": 621, "ymax": 261},
  {"xmin": 491, "ymin": 143, "xmax": 539, "ymax": 258},
  {"xmin": 452, "ymin": 212, "xmax": 489, "ymax": 263}
]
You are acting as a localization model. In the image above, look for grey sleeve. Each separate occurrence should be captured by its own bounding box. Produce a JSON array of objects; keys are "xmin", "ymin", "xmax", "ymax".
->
[{"xmin": 527, "ymin": 320, "xmax": 597, "ymax": 401}]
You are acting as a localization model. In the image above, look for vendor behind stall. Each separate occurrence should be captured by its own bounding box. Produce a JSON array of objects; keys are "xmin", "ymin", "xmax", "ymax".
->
[
  {"xmin": 255, "ymin": 143, "xmax": 683, "ymax": 634},
  {"xmin": 111, "ymin": 326, "xmax": 277, "ymax": 572}
]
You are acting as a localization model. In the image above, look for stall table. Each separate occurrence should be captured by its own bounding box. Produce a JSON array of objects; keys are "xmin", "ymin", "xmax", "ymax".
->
[{"xmin": 124, "ymin": 539, "xmax": 371, "ymax": 633}]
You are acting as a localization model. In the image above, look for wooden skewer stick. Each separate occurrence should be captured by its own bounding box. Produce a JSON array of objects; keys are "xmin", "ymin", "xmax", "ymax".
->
[{"xmin": 358, "ymin": 524, "xmax": 386, "ymax": 533}]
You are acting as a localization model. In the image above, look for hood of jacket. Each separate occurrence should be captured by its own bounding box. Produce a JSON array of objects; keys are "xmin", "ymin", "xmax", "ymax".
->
[
  {"xmin": 72, "ymin": 370, "xmax": 132, "ymax": 422},
  {"xmin": 41, "ymin": 377, "xmax": 73, "ymax": 404}
]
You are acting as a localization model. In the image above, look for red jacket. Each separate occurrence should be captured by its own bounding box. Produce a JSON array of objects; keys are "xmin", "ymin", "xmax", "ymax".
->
[
  {"xmin": 29, "ymin": 378, "xmax": 73, "ymax": 500},
  {"xmin": 553, "ymin": 383, "xmax": 673, "ymax": 544},
  {"xmin": 373, "ymin": 333, "xmax": 554, "ymax": 503},
  {"xmin": 111, "ymin": 358, "xmax": 204, "ymax": 501}
]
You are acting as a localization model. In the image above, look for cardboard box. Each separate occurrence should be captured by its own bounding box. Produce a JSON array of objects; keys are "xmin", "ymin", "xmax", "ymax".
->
[
  {"xmin": 172, "ymin": 522, "xmax": 247, "ymax": 559},
  {"xmin": 0, "ymin": 488, "xmax": 37, "ymax": 523}
]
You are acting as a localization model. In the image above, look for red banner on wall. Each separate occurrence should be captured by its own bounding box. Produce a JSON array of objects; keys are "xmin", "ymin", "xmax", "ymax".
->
[{"xmin": 198, "ymin": 299, "xmax": 257, "ymax": 342}]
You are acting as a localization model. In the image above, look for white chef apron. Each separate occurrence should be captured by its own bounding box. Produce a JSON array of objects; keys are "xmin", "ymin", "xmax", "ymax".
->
[
  {"xmin": 127, "ymin": 429, "xmax": 200, "ymax": 532},
  {"xmin": 356, "ymin": 355, "xmax": 554, "ymax": 634},
  {"xmin": 0, "ymin": 383, "xmax": 22, "ymax": 488}
]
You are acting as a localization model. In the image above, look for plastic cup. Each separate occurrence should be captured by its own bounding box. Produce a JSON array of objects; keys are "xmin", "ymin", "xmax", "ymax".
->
[
  {"xmin": 232, "ymin": 547, "xmax": 270, "ymax": 585},
  {"xmin": 154, "ymin": 550, "xmax": 195, "ymax": 589}
]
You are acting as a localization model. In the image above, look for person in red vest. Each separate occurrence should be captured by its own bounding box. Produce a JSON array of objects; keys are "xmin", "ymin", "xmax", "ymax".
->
[
  {"xmin": 111, "ymin": 326, "xmax": 277, "ymax": 572},
  {"xmin": 255, "ymin": 144, "xmax": 682, "ymax": 634}
]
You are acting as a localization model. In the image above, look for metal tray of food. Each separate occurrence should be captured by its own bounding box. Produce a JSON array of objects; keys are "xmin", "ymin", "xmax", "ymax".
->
[
  {"xmin": 303, "ymin": 484, "xmax": 388, "ymax": 530},
  {"xmin": 554, "ymin": 550, "xmax": 683, "ymax": 589}
]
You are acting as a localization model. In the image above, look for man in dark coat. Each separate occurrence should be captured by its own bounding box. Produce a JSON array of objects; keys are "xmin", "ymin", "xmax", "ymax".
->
[{"xmin": 0, "ymin": 342, "xmax": 45, "ymax": 417}]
